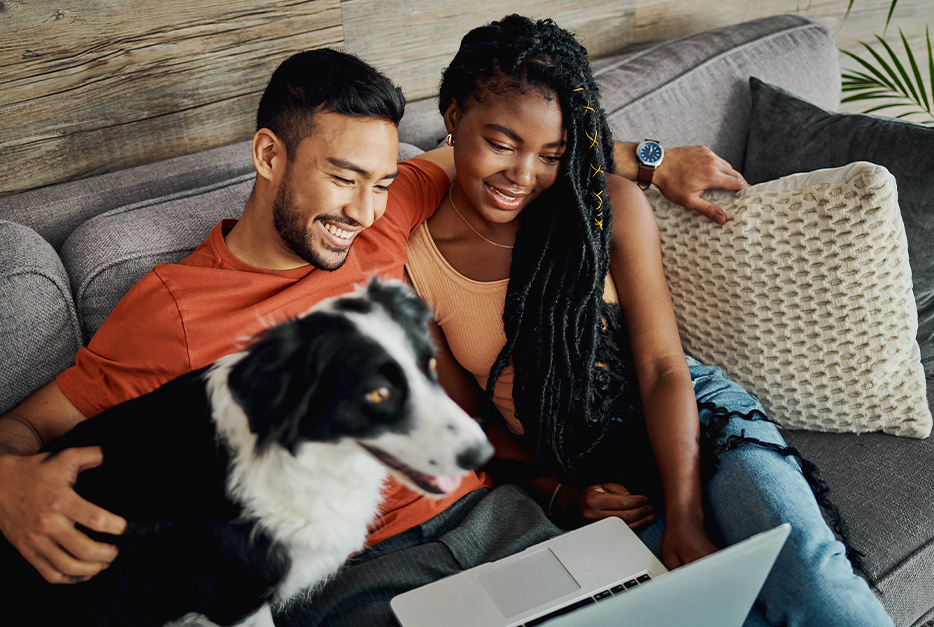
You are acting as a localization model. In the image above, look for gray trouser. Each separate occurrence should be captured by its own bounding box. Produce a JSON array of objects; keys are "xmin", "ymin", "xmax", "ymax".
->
[{"xmin": 275, "ymin": 485, "xmax": 563, "ymax": 627}]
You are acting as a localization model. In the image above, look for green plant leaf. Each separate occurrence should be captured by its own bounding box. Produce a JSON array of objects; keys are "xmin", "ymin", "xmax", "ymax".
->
[
  {"xmin": 885, "ymin": 0, "xmax": 899, "ymax": 35},
  {"xmin": 841, "ymin": 91, "xmax": 902, "ymax": 104},
  {"xmin": 842, "ymin": 48, "xmax": 901, "ymax": 93},
  {"xmin": 928, "ymin": 26, "xmax": 933, "ymax": 104},
  {"xmin": 875, "ymin": 34, "xmax": 919, "ymax": 104},
  {"xmin": 901, "ymin": 29, "xmax": 930, "ymax": 109}
]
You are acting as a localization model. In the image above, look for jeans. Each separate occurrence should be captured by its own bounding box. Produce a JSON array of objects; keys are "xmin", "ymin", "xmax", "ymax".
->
[{"xmin": 634, "ymin": 356, "xmax": 893, "ymax": 627}]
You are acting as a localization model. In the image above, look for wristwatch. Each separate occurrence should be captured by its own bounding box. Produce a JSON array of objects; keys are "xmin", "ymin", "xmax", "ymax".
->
[{"xmin": 636, "ymin": 139, "xmax": 664, "ymax": 190}]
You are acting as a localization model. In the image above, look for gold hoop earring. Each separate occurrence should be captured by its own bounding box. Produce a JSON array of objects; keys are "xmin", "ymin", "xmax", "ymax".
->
[{"xmin": 445, "ymin": 134, "xmax": 455, "ymax": 146}]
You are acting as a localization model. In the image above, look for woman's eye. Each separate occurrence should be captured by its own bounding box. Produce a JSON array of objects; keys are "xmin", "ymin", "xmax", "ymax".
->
[
  {"xmin": 365, "ymin": 386, "xmax": 392, "ymax": 404},
  {"xmin": 487, "ymin": 140, "xmax": 510, "ymax": 152}
]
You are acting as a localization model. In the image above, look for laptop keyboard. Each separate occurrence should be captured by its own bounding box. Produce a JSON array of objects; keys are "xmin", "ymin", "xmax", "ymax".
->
[{"xmin": 521, "ymin": 573, "xmax": 653, "ymax": 627}]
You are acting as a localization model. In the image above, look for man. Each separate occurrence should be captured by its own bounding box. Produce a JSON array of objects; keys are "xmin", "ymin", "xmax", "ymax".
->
[{"xmin": 0, "ymin": 48, "xmax": 745, "ymax": 619}]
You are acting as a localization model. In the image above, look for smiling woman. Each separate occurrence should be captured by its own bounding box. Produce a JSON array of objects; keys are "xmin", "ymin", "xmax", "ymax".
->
[{"xmin": 402, "ymin": 14, "xmax": 896, "ymax": 627}]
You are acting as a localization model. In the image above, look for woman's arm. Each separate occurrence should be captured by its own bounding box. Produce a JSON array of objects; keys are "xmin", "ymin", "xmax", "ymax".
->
[{"xmin": 605, "ymin": 173, "xmax": 716, "ymax": 568}]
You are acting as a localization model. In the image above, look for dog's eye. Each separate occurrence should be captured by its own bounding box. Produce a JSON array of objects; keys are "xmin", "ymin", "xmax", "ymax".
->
[
  {"xmin": 365, "ymin": 386, "xmax": 392, "ymax": 404},
  {"xmin": 428, "ymin": 358, "xmax": 437, "ymax": 372}
]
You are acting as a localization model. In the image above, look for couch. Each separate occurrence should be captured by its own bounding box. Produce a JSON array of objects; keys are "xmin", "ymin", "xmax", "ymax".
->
[{"xmin": 1, "ymin": 14, "xmax": 932, "ymax": 626}]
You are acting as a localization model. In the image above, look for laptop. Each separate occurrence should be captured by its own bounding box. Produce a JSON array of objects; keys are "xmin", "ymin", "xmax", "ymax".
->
[{"xmin": 391, "ymin": 517, "xmax": 790, "ymax": 627}]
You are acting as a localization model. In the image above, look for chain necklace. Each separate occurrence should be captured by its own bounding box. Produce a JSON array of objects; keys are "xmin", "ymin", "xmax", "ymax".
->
[{"xmin": 447, "ymin": 189, "xmax": 515, "ymax": 250}]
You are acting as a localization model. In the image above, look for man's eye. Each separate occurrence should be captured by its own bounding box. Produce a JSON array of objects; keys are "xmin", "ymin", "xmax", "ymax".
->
[
  {"xmin": 365, "ymin": 387, "xmax": 392, "ymax": 404},
  {"xmin": 374, "ymin": 185, "xmax": 390, "ymax": 193}
]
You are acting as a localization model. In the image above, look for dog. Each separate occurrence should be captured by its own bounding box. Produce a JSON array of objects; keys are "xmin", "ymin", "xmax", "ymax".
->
[{"xmin": 1, "ymin": 279, "xmax": 493, "ymax": 627}]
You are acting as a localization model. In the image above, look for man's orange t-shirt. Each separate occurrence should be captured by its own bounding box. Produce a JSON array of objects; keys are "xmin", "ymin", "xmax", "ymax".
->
[{"xmin": 56, "ymin": 157, "xmax": 493, "ymax": 546}]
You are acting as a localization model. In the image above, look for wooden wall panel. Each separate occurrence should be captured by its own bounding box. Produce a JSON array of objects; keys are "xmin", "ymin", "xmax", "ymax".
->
[
  {"xmin": 0, "ymin": 0, "xmax": 342, "ymax": 196},
  {"xmin": 2, "ymin": 0, "xmax": 932, "ymax": 198},
  {"xmin": 340, "ymin": 0, "xmax": 636, "ymax": 102}
]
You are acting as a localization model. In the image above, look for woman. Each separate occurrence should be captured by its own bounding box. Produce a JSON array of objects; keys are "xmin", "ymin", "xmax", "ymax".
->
[{"xmin": 404, "ymin": 14, "xmax": 893, "ymax": 626}]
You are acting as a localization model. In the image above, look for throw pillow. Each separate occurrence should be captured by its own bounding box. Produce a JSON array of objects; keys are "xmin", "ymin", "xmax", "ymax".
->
[
  {"xmin": 744, "ymin": 77, "xmax": 934, "ymax": 377},
  {"xmin": 647, "ymin": 162, "xmax": 932, "ymax": 438}
]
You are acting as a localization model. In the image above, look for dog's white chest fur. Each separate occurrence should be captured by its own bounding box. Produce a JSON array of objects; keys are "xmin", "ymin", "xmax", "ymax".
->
[{"xmin": 207, "ymin": 357, "xmax": 389, "ymax": 602}]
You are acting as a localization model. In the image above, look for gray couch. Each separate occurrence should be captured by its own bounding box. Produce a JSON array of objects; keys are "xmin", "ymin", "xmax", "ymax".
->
[{"xmin": 1, "ymin": 15, "xmax": 932, "ymax": 626}]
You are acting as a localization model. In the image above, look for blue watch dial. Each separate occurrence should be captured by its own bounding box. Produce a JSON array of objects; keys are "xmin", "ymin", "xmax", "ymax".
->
[{"xmin": 637, "ymin": 141, "xmax": 663, "ymax": 166}]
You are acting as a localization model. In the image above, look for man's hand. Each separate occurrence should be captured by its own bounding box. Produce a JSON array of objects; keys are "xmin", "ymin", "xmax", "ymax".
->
[
  {"xmin": 652, "ymin": 145, "xmax": 748, "ymax": 224},
  {"xmin": 0, "ymin": 447, "xmax": 126, "ymax": 584},
  {"xmin": 576, "ymin": 483, "xmax": 656, "ymax": 531}
]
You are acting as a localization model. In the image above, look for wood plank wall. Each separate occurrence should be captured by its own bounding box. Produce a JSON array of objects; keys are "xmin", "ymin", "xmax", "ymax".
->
[{"xmin": 1, "ymin": 0, "xmax": 931, "ymax": 198}]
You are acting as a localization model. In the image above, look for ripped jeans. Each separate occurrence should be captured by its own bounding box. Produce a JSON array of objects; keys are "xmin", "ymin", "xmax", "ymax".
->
[{"xmin": 634, "ymin": 356, "xmax": 893, "ymax": 627}]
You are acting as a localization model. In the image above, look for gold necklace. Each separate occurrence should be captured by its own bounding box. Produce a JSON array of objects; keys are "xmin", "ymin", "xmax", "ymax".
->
[{"xmin": 447, "ymin": 189, "xmax": 515, "ymax": 250}]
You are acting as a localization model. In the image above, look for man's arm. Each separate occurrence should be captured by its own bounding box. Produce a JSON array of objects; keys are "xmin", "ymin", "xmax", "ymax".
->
[
  {"xmin": 409, "ymin": 145, "xmax": 455, "ymax": 183},
  {"xmin": 613, "ymin": 142, "xmax": 748, "ymax": 224},
  {"xmin": 0, "ymin": 381, "xmax": 127, "ymax": 584},
  {"xmin": 410, "ymin": 142, "xmax": 745, "ymax": 224}
]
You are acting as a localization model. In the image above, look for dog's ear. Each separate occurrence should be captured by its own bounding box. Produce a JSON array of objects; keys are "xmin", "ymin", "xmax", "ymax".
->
[
  {"xmin": 226, "ymin": 315, "xmax": 345, "ymax": 453},
  {"xmin": 363, "ymin": 278, "xmax": 435, "ymax": 357}
]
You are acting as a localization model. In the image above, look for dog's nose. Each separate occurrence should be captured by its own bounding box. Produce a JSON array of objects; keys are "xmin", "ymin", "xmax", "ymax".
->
[{"xmin": 456, "ymin": 441, "xmax": 495, "ymax": 470}]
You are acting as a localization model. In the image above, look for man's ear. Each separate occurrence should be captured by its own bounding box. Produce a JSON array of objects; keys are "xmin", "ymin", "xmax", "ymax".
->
[{"xmin": 252, "ymin": 128, "xmax": 285, "ymax": 183}]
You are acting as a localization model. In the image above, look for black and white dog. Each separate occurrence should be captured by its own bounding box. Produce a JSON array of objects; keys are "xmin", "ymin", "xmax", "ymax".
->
[{"xmin": 1, "ymin": 279, "xmax": 493, "ymax": 627}]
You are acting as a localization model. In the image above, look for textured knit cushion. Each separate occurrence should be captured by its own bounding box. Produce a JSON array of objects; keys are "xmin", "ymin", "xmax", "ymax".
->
[
  {"xmin": 647, "ymin": 162, "xmax": 931, "ymax": 438},
  {"xmin": 60, "ymin": 175, "xmax": 252, "ymax": 342},
  {"xmin": 0, "ymin": 221, "xmax": 83, "ymax": 413},
  {"xmin": 744, "ymin": 77, "xmax": 934, "ymax": 377}
]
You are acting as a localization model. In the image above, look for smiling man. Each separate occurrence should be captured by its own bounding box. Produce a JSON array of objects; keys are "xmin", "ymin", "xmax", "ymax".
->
[{"xmin": 0, "ymin": 48, "xmax": 469, "ymax": 588}]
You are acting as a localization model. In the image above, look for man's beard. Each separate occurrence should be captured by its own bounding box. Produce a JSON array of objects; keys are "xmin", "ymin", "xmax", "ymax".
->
[{"xmin": 272, "ymin": 172, "xmax": 352, "ymax": 271}]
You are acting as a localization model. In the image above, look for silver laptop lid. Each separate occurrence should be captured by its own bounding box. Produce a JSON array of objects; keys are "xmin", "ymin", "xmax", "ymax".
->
[{"xmin": 543, "ymin": 523, "xmax": 791, "ymax": 627}]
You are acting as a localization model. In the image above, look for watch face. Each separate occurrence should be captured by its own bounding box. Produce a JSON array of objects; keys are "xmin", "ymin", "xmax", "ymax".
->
[{"xmin": 637, "ymin": 141, "xmax": 664, "ymax": 167}]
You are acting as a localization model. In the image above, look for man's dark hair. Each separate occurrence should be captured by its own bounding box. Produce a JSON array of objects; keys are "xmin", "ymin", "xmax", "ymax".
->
[
  {"xmin": 257, "ymin": 48, "xmax": 406, "ymax": 159},
  {"xmin": 439, "ymin": 15, "xmax": 631, "ymax": 484}
]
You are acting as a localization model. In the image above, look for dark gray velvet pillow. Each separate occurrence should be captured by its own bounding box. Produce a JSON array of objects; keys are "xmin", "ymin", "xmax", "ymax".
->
[{"xmin": 744, "ymin": 77, "xmax": 934, "ymax": 376}]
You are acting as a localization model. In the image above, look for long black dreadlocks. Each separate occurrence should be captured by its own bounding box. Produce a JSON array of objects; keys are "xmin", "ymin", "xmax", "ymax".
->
[{"xmin": 439, "ymin": 14, "xmax": 634, "ymax": 484}]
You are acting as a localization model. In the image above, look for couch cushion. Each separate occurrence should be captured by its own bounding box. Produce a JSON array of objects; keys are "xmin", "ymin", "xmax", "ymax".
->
[
  {"xmin": 60, "ymin": 175, "xmax": 252, "ymax": 342},
  {"xmin": 782, "ymin": 399, "xmax": 934, "ymax": 627},
  {"xmin": 744, "ymin": 77, "xmax": 934, "ymax": 378},
  {"xmin": 592, "ymin": 15, "xmax": 840, "ymax": 171},
  {"xmin": 0, "ymin": 141, "xmax": 254, "ymax": 251},
  {"xmin": 0, "ymin": 221, "xmax": 83, "ymax": 413},
  {"xmin": 647, "ymin": 162, "xmax": 931, "ymax": 438}
]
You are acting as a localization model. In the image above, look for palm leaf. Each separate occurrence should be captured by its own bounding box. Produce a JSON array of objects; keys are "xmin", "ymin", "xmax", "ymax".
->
[
  {"xmin": 842, "ymin": 47, "xmax": 901, "ymax": 93},
  {"xmin": 876, "ymin": 34, "xmax": 919, "ymax": 103},
  {"xmin": 884, "ymin": 0, "xmax": 899, "ymax": 35},
  {"xmin": 902, "ymin": 29, "xmax": 929, "ymax": 109},
  {"xmin": 839, "ymin": 29, "xmax": 934, "ymax": 125}
]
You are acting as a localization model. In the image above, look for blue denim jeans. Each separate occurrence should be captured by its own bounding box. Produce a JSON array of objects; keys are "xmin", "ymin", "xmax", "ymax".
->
[{"xmin": 635, "ymin": 356, "xmax": 893, "ymax": 627}]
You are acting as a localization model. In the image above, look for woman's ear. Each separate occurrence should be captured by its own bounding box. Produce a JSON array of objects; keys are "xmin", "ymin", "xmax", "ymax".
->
[
  {"xmin": 442, "ymin": 100, "xmax": 461, "ymax": 136},
  {"xmin": 252, "ymin": 128, "xmax": 284, "ymax": 183}
]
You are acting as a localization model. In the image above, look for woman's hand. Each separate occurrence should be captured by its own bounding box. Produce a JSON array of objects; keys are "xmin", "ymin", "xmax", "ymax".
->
[
  {"xmin": 575, "ymin": 483, "xmax": 656, "ymax": 531},
  {"xmin": 659, "ymin": 515, "xmax": 717, "ymax": 569}
]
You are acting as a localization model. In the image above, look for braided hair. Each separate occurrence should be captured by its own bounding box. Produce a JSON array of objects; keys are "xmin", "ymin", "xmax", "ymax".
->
[{"xmin": 439, "ymin": 15, "xmax": 636, "ymax": 484}]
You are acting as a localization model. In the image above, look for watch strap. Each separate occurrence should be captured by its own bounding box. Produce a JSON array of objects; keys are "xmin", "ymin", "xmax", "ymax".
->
[
  {"xmin": 636, "ymin": 138, "xmax": 660, "ymax": 190},
  {"xmin": 637, "ymin": 162, "xmax": 655, "ymax": 190}
]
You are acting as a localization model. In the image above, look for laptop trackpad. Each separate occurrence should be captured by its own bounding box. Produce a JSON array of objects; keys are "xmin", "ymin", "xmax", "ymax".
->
[{"xmin": 475, "ymin": 548, "xmax": 581, "ymax": 618}]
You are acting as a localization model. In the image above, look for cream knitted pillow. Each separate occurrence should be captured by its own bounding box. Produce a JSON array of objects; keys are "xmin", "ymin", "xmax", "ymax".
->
[{"xmin": 648, "ymin": 162, "xmax": 931, "ymax": 437}]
